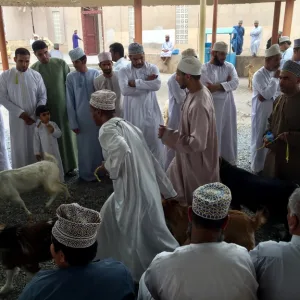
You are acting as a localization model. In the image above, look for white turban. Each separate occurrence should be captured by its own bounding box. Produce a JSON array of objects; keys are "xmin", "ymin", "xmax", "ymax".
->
[
  {"xmin": 90, "ymin": 90, "xmax": 116, "ymax": 110},
  {"xmin": 265, "ymin": 44, "xmax": 281, "ymax": 58},
  {"xmin": 98, "ymin": 51, "xmax": 112, "ymax": 63},
  {"xmin": 279, "ymin": 36, "xmax": 290, "ymax": 44},
  {"xmin": 212, "ymin": 41, "xmax": 228, "ymax": 53},
  {"xmin": 128, "ymin": 43, "xmax": 144, "ymax": 55},
  {"xmin": 177, "ymin": 57, "xmax": 202, "ymax": 76},
  {"xmin": 294, "ymin": 39, "xmax": 300, "ymax": 49},
  {"xmin": 192, "ymin": 183, "xmax": 231, "ymax": 220},
  {"xmin": 282, "ymin": 60, "xmax": 300, "ymax": 78},
  {"xmin": 182, "ymin": 48, "xmax": 197, "ymax": 58},
  {"xmin": 69, "ymin": 48, "xmax": 85, "ymax": 62},
  {"xmin": 52, "ymin": 203, "xmax": 101, "ymax": 249}
]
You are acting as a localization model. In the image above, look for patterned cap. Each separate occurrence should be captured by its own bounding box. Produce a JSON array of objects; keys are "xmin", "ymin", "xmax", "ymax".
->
[
  {"xmin": 128, "ymin": 43, "xmax": 144, "ymax": 55},
  {"xmin": 98, "ymin": 51, "xmax": 112, "ymax": 63},
  {"xmin": 177, "ymin": 56, "xmax": 202, "ymax": 76},
  {"xmin": 90, "ymin": 90, "xmax": 116, "ymax": 110},
  {"xmin": 282, "ymin": 60, "xmax": 300, "ymax": 78},
  {"xmin": 52, "ymin": 203, "xmax": 101, "ymax": 248},
  {"xmin": 181, "ymin": 48, "xmax": 197, "ymax": 58},
  {"xmin": 192, "ymin": 183, "xmax": 231, "ymax": 220},
  {"xmin": 54, "ymin": 43, "xmax": 59, "ymax": 48},
  {"xmin": 212, "ymin": 41, "xmax": 228, "ymax": 53},
  {"xmin": 279, "ymin": 36, "xmax": 290, "ymax": 44},
  {"xmin": 265, "ymin": 44, "xmax": 281, "ymax": 58},
  {"xmin": 69, "ymin": 48, "xmax": 85, "ymax": 62},
  {"xmin": 294, "ymin": 39, "xmax": 300, "ymax": 49}
]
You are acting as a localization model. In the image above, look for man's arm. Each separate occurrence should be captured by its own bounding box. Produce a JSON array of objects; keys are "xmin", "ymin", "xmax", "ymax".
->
[
  {"xmin": 162, "ymin": 104, "xmax": 209, "ymax": 153},
  {"xmin": 220, "ymin": 65, "xmax": 239, "ymax": 92},
  {"xmin": 36, "ymin": 75, "xmax": 47, "ymax": 108},
  {"xmin": 253, "ymin": 71, "xmax": 279, "ymax": 101},
  {"xmin": 168, "ymin": 75, "xmax": 186, "ymax": 105},
  {"xmin": 135, "ymin": 65, "xmax": 161, "ymax": 92},
  {"xmin": 66, "ymin": 77, "xmax": 79, "ymax": 131},
  {"xmin": 118, "ymin": 68, "xmax": 144, "ymax": 96}
]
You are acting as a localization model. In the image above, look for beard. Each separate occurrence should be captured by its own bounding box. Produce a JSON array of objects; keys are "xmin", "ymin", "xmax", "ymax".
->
[
  {"xmin": 213, "ymin": 56, "xmax": 224, "ymax": 66},
  {"xmin": 180, "ymin": 84, "xmax": 187, "ymax": 90},
  {"xmin": 103, "ymin": 69, "xmax": 112, "ymax": 75}
]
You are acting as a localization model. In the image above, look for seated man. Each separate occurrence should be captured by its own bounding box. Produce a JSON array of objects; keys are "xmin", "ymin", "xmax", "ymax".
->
[
  {"xmin": 90, "ymin": 90, "xmax": 179, "ymax": 283},
  {"xmin": 250, "ymin": 188, "xmax": 300, "ymax": 300},
  {"xmin": 19, "ymin": 203, "xmax": 135, "ymax": 300},
  {"xmin": 138, "ymin": 183, "xmax": 258, "ymax": 300},
  {"xmin": 160, "ymin": 34, "xmax": 174, "ymax": 64}
]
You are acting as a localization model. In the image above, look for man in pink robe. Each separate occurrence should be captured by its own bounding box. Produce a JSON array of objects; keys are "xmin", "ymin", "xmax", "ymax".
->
[{"xmin": 158, "ymin": 57, "xmax": 220, "ymax": 205}]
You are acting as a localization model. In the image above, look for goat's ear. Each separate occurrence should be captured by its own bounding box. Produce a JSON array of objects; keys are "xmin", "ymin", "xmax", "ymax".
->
[{"xmin": 0, "ymin": 224, "xmax": 6, "ymax": 231}]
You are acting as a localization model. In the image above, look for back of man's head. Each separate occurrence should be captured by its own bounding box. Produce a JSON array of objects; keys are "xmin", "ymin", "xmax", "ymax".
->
[
  {"xmin": 32, "ymin": 40, "xmax": 48, "ymax": 53},
  {"xmin": 109, "ymin": 42, "xmax": 125, "ymax": 59}
]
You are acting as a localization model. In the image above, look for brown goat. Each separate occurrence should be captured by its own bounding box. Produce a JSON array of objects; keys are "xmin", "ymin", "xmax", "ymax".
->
[{"xmin": 162, "ymin": 199, "xmax": 267, "ymax": 251}]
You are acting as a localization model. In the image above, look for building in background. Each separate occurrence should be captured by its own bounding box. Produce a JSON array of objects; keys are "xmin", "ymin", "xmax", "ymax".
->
[{"xmin": 3, "ymin": 2, "xmax": 300, "ymax": 57}]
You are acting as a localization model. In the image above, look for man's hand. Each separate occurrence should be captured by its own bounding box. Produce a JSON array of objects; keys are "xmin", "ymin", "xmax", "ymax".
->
[
  {"xmin": 128, "ymin": 80, "xmax": 136, "ymax": 87},
  {"xmin": 72, "ymin": 128, "xmax": 80, "ymax": 135},
  {"xmin": 158, "ymin": 125, "xmax": 166, "ymax": 139},
  {"xmin": 146, "ymin": 74, "xmax": 158, "ymax": 81},
  {"xmin": 36, "ymin": 154, "xmax": 42, "ymax": 161},
  {"xmin": 258, "ymin": 94, "xmax": 265, "ymax": 102},
  {"xmin": 206, "ymin": 83, "xmax": 221, "ymax": 93},
  {"xmin": 227, "ymin": 75, "xmax": 232, "ymax": 82},
  {"xmin": 19, "ymin": 112, "xmax": 35, "ymax": 125},
  {"xmin": 46, "ymin": 123, "xmax": 54, "ymax": 134},
  {"xmin": 274, "ymin": 69, "xmax": 281, "ymax": 79}
]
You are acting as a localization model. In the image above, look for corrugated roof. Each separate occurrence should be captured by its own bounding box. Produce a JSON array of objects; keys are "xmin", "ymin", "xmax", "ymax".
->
[{"xmin": 0, "ymin": 0, "xmax": 288, "ymax": 7}]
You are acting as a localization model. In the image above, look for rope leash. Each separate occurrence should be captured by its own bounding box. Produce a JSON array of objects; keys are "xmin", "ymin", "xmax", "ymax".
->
[{"xmin": 257, "ymin": 132, "xmax": 289, "ymax": 163}]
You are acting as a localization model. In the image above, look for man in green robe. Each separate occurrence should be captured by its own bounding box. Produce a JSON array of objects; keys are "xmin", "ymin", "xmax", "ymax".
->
[{"xmin": 31, "ymin": 40, "xmax": 77, "ymax": 175}]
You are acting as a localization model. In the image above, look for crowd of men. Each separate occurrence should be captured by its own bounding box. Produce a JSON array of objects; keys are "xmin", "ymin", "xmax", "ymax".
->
[{"xmin": 0, "ymin": 35, "xmax": 300, "ymax": 299}]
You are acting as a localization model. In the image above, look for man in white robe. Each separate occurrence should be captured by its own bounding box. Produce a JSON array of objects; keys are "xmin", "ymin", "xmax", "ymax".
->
[
  {"xmin": 66, "ymin": 48, "xmax": 102, "ymax": 181},
  {"xmin": 90, "ymin": 90, "xmax": 179, "ymax": 283},
  {"xmin": 94, "ymin": 52, "xmax": 123, "ymax": 117},
  {"xmin": 251, "ymin": 44, "xmax": 281, "ymax": 174},
  {"xmin": 293, "ymin": 38, "xmax": 300, "ymax": 64},
  {"xmin": 0, "ymin": 107, "xmax": 10, "ymax": 170},
  {"xmin": 164, "ymin": 48, "xmax": 197, "ymax": 170},
  {"xmin": 138, "ymin": 183, "xmax": 258, "ymax": 300},
  {"xmin": 109, "ymin": 42, "xmax": 130, "ymax": 72},
  {"xmin": 118, "ymin": 43, "xmax": 164, "ymax": 166},
  {"xmin": 160, "ymin": 35, "xmax": 174, "ymax": 64},
  {"xmin": 250, "ymin": 21, "xmax": 263, "ymax": 57},
  {"xmin": 0, "ymin": 48, "xmax": 47, "ymax": 168},
  {"xmin": 279, "ymin": 36, "xmax": 293, "ymax": 69},
  {"xmin": 200, "ymin": 41, "xmax": 239, "ymax": 165}
]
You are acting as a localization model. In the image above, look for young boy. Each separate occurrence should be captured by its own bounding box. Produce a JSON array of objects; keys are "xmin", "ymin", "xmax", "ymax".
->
[{"xmin": 34, "ymin": 105, "xmax": 64, "ymax": 182}]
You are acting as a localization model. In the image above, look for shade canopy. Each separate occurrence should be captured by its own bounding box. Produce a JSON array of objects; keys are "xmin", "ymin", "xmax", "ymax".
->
[{"xmin": 0, "ymin": 0, "xmax": 291, "ymax": 7}]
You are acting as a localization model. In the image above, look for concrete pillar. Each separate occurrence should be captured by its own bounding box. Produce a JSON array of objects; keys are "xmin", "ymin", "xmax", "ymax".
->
[
  {"xmin": 271, "ymin": 1, "xmax": 281, "ymax": 45},
  {"xmin": 134, "ymin": 0, "xmax": 142, "ymax": 44},
  {"xmin": 283, "ymin": 0, "xmax": 294, "ymax": 37},
  {"xmin": 0, "ymin": 6, "xmax": 9, "ymax": 71},
  {"xmin": 212, "ymin": 0, "xmax": 218, "ymax": 47},
  {"xmin": 199, "ymin": 0, "xmax": 206, "ymax": 62}
]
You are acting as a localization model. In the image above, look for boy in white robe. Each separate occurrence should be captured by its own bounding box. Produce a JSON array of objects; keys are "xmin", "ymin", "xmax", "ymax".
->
[
  {"xmin": 90, "ymin": 90, "xmax": 179, "ymax": 283},
  {"xmin": 138, "ymin": 183, "xmax": 258, "ymax": 300},
  {"xmin": 250, "ymin": 20, "xmax": 262, "ymax": 57},
  {"xmin": 279, "ymin": 36, "xmax": 294, "ymax": 69},
  {"xmin": 0, "ymin": 48, "xmax": 47, "ymax": 169},
  {"xmin": 200, "ymin": 41, "xmax": 239, "ymax": 165},
  {"xmin": 251, "ymin": 45, "xmax": 281, "ymax": 174},
  {"xmin": 34, "ymin": 105, "xmax": 64, "ymax": 182},
  {"xmin": 118, "ymin": 43, "xmax": 164, "ymax": 166}
]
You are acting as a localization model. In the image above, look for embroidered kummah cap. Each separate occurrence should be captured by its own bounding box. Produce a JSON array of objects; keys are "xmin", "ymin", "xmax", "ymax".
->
[
  {"xmin": 98, "ymin": 51, "xmax": 112, "ymax": 63},
  {"xmin": 254, "ymin": 20, "xmax": 259, "ymax": 23},
  {"xmin": 69, "ymin": 47, "xmax": 85, "ymax": 62},
  {"xmin": 212, "ymin": 41, "xmax": 229, "ymax": 53},
  {"xmin": 279, "ymin": 36, "xmax": 291, "ymax": 44},
  {"xmin": 54, "ymin": 43, "xmax": 59, "ymax": 48},
  {"xmin": 128, "ymin": 43, "xmax": 144, "ymax": 55},
  {"xmin": 182, "ymin": 48, "xmax": 197, "ymax": 58},
  {"xmin": 282, "ymin": 60, "xmax": 300, "ymax": 78},
  {"xmin": 265, "ymin": 44, "xmax": 281, "ymax": 58},
  {"xmin": 90, "ymin": 90, "xmax": 116, "ymax": 110},
  {"xmin": 192, "ymin": 183, "xmax": 232, "ymax": 220},
  {"xmin": 52, "ymin": 203, "xmax": 101, "ymax": 248},
  {"xmin": 177, "ymin": 56, "xmax": 202, "ymax": 76},
  {"xmin": 294, "ymin": 39, "xmax": 300, "ymax": 49}
]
